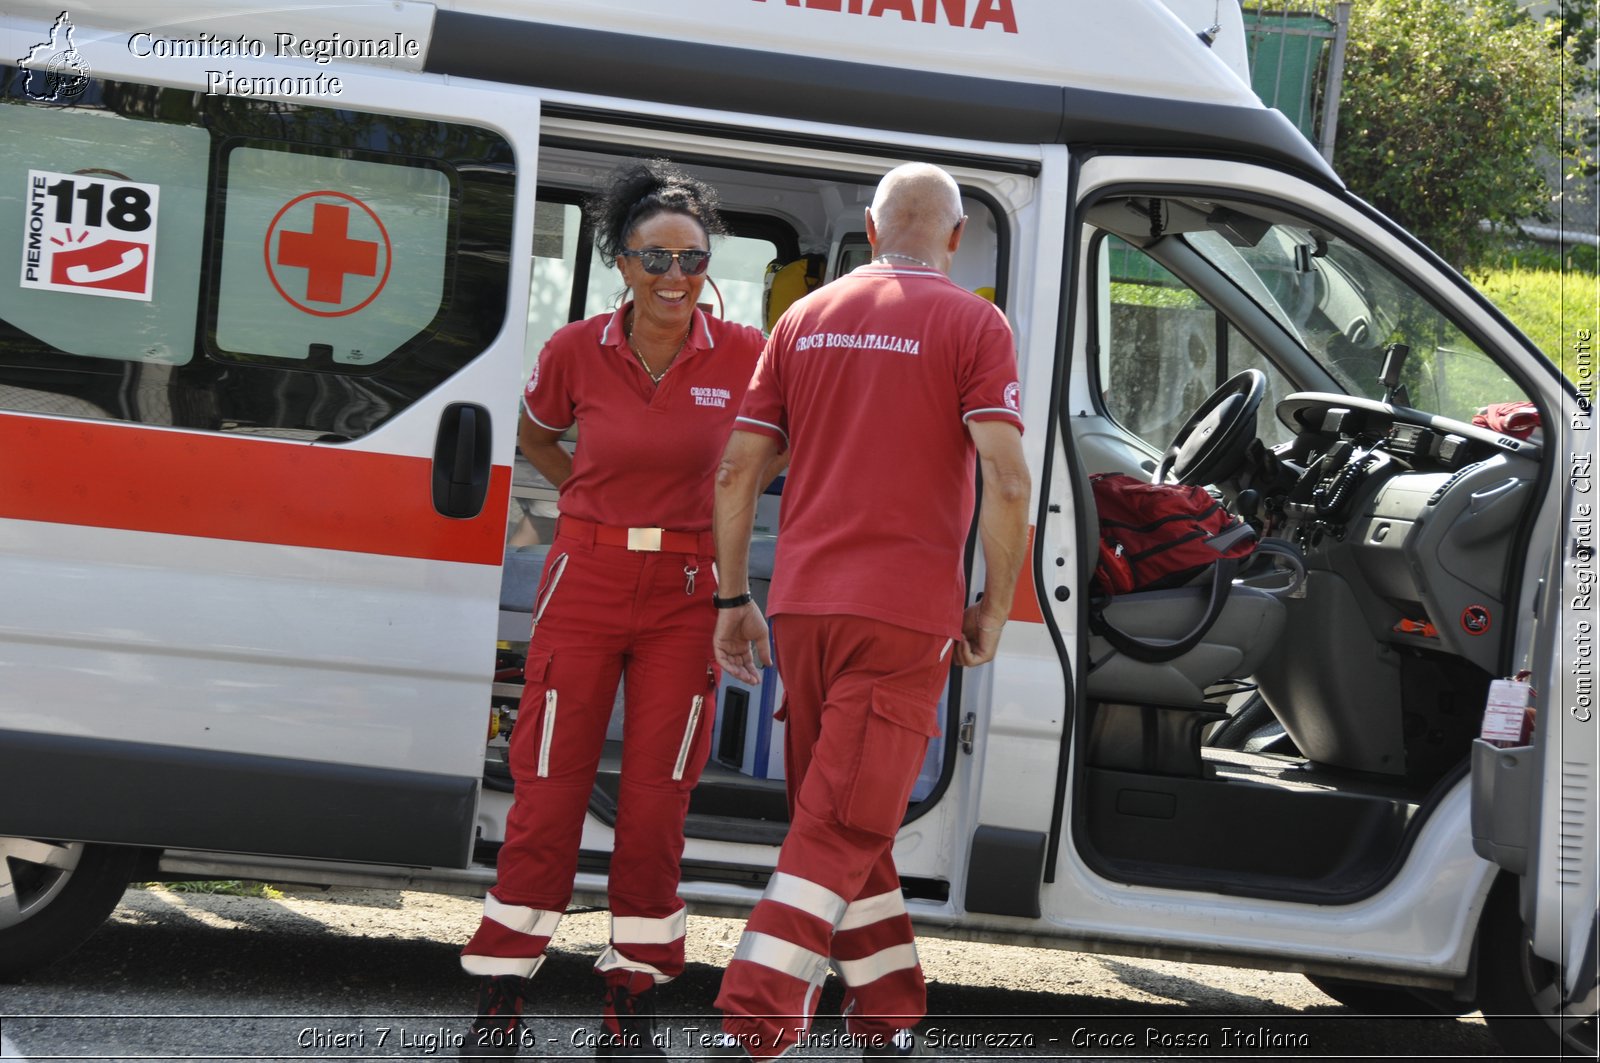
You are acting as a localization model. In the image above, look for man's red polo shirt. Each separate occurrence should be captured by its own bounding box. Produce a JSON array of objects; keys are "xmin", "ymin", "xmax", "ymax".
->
[
  {"xmin": 735, "ymin": 263, "xmax": 1023, "ymax": 637},
  {"xmin": 524, "ymin": 304, "xmax": 764, "ymax": 533}
]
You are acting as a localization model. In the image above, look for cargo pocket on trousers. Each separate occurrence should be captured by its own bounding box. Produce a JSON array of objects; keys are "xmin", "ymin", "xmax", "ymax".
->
[{"xmin": 841, "ymin": 682, "xmax": 941, "ymax": 837}]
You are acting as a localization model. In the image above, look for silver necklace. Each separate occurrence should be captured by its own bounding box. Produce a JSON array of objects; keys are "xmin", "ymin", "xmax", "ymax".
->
[
  {"xmin": 876, "ymin": 252, "xmax": 934, "ymax": 269},
  {"xmin": 627, "ymin": 322, "xmax": 689, "ymax": 385}
]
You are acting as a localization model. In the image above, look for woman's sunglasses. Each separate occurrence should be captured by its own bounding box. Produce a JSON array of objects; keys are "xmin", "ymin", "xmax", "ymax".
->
[{"xmin": 620, "ymin": 248, "xmax": 712, "ymax": 276}]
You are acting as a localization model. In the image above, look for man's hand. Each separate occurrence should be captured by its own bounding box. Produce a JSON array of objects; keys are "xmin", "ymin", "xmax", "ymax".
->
[
  {"xmin": 956, "ymin": 602, "xmax": 1005, "ymax": 668},
  {"xmin": 714, "ymin": 603, "xmax": 772, "ymax": 685}
]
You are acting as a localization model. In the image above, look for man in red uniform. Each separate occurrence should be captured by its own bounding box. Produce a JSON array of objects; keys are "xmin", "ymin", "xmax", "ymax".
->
[{"xmin": 705, "ymin": 163, "xmax": 1031, "ymax": 1059}]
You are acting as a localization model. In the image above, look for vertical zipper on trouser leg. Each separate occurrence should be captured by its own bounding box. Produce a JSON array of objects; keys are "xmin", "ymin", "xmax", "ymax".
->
[
  {"xmin": 671, "ymin": 695, "xmax": 705, "ymax": 782},
  {"xmin": 537, "ymin": 689, "xmax": 558, "ymax": 778}
]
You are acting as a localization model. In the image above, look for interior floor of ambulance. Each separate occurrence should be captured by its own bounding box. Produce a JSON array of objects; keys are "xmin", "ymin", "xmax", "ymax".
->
[{"xmin": 480, "ymin": 139, "xmax": 1533, "ymax": 905}]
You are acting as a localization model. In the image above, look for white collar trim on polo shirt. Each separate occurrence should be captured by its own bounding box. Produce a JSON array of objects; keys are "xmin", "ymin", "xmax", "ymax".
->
[
  {"xmin": 858, "ymin": 262, "xmax": 944, "ymax": 276},
  {"xmin": 599, "ymin": 302, "xmax": 716, "ymax": 351}
]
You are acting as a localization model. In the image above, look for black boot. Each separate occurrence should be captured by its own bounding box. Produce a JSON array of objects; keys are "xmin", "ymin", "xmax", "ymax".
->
[
  {"xmin": 460, "ymin": 975, "xmax": 530, "ymax": 1059},
  {"xmin": 595, "ymin": 973, "xmax": 667, "ymax": 1058}
]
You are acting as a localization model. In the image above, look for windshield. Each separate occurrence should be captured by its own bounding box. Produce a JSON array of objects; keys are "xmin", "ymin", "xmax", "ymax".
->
[{"xmin": 1185, "ymin": 222, "xmax": 1526, "ymax": 423}]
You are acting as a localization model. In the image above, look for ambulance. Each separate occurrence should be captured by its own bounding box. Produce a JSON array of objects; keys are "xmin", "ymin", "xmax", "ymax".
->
[{"xmin": 0, "ymin": 0, "xmax": 1593, "ymax": 1054}]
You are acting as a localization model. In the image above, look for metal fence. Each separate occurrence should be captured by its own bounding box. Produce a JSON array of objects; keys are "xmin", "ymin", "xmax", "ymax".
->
[{"xmin": 1242, "ymin": 2, "xmax": 1351, "ymax": 162}]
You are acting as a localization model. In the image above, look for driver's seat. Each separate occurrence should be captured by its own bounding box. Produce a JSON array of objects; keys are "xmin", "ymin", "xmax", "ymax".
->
[
  {"xmin": 1087, "ymin": 580, "xmax": 1288, "ymax": 707},
  {"xmin": 1084, "ymin": 536, "xmax": 1301, "ymax": 776}
]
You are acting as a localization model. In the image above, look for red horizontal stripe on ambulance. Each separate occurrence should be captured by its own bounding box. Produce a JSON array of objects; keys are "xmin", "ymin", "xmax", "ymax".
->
[{"xmin": 1, "ymin": 414, "xmax": 509, "ymax": 565}]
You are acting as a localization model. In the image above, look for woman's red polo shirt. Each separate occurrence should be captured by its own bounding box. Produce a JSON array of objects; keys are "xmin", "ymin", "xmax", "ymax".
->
[{"xmin": 523, "ymin": 304, "xmax": 764, "ymax": 533}]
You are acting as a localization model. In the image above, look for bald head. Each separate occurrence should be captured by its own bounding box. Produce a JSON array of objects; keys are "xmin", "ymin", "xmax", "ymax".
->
[
  {"xmin": 865, "ymin": 164, "xmax": 966, "ymax": 271},
  {"xmin": 870, "ymin": 164, "xmax": 963, "ymax": 240}
]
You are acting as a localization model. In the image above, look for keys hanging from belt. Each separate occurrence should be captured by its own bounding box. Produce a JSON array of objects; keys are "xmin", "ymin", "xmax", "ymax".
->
[{"xmin": 684, "ymin": 564, "xmax": 698, "ymax": 596}]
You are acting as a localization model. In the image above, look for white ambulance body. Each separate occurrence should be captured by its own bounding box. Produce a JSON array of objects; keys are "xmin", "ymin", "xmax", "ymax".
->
[{"xmin": 0, "ymin": 0, "xmax": 1593, "ymax": 1053}]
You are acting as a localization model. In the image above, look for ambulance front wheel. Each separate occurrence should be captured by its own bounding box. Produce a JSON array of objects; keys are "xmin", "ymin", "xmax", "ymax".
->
[
  {"xmin": 0, "ymin": 838, "xmax": 136, "ymax": 981},
  {"xmin": 1476, "ymin": 873, "xmax": 1598, "ymax": 1057}
]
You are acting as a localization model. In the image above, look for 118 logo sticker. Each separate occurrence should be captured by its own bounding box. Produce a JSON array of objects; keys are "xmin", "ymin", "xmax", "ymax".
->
[{"xmin": 21, "ymin": 168, "xmax": 160, "ymax": 301}]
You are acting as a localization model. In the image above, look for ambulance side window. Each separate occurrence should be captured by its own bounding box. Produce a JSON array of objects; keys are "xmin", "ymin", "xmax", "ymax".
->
[
  {"xmin": 211, "ymin": 143, "xmax": 457, "ymax": 372},
  {"xmin": 1097, "ymin": 234, "xmax": 1295, "ymax": 450},
  {"xmin": 0, "ymin": 73, "xmax": 514, "ymax": 441}
]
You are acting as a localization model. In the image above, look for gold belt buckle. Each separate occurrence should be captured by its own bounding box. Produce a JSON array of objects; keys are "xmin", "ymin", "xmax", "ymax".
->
[{"xmin": 627, "ymin": 527, "xmax": 664, "ymax": 552}]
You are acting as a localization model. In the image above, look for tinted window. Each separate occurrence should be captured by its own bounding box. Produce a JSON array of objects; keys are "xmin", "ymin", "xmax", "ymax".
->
[{"xmin": 0, "ymin": 73, "xmax": 514, "ymax": 440}]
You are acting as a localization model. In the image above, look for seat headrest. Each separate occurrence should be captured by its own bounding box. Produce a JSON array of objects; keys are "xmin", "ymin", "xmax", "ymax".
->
[{"xmin": 763, "ymin": 254, "xmax": 826, "ymax": 332}]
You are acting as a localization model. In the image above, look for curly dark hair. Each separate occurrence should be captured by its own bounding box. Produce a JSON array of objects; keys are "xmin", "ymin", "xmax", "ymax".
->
[{"xmin": 589, "ymin": 158, "xmax": 728, "ymax": 264}]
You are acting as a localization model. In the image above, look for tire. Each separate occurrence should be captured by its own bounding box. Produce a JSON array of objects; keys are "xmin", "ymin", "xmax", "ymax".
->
[
  {"xmin": 0, "ymin": 838, "xmax": 137, "ymax": 981},
  {"xmin": 1477, "ymin": 874, "xmax": 1600, "ymax": 1057}
]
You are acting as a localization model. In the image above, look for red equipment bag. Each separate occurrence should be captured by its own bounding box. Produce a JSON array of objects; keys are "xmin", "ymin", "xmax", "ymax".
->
[
  {"xmin": 1090, "ymin": 473, "xmax": 1256, "ymax": 596},
  {"xmin": 1089, "ymin": 473, "xmax": 1257, "ymax": 663}
]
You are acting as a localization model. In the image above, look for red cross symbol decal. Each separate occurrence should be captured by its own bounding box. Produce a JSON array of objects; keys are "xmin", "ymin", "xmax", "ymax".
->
[
  {"xmin": 264, "ymin": 190, "xmax": 392, "ymax": 317},
  {"xmin": 278, "ymin": 203, "xmax": 375, "ymax": 303}
]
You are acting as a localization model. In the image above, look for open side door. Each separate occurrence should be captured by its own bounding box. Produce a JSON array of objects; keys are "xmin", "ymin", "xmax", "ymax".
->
[{"xmin": 1475, "ymin": 420, "xmax": 1600, "ymax": 1024}]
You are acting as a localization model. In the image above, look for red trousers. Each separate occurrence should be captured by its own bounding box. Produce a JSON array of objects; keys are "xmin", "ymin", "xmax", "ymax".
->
[
  {"xmin": 715, "ymin": 614, "xmax": 952, "ymax": 1058},
  {"xmin": 461, "ymin": 526, "xmax": 719, "ymax": 985}
]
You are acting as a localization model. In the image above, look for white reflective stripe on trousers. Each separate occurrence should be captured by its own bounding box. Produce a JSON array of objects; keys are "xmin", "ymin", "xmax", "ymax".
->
[
  {"xmin": 733, "ymin": 931, "xmax": 831, "ymax": 984},
  {"xmin": 461, "ymin": 953, "xmax": 548, "ymax": 978},
  {"xmin": 593, "ymin": 946, "xmax": 670, "ymax": 983},
  {"xmin": 836, "ymin": 888, "xmax": 907, "ymax": 931},
  {"xmin": 484, "ymin": 893, "xmax": 563, "ymax": 938},
  {"xmin": 763, "ymin": 871, "xmax": 848, "ymax": 926},
  {"xmin": 833, "ymin": 942, "xmax": 920, "ymax": 987},
  {"xmin": 611, "ymin": 907, "xmax": 688, "ymax": 946}
]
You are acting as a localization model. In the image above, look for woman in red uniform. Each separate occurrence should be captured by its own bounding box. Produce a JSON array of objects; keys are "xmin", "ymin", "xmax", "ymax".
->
[{"xmin": 460, "ymin": 160, "xmax": 766, "ymax": 1058}]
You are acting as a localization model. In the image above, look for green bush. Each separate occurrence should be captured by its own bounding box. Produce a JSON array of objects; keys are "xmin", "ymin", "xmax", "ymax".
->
[{"xmin": 1336, "ymin": 0, "xmax": 1581, "ymax": 269}]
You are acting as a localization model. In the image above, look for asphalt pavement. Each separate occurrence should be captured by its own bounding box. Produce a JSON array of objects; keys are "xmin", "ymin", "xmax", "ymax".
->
[{"xmin": 0, "ymin": 885, "xmax": 1507, "ymax": 1061}]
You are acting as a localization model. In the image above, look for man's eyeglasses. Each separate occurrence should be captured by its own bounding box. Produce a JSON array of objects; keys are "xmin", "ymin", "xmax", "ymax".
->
[{"xmin": 620, "ymin": 248, "xmax": 712, "ymax": 276}]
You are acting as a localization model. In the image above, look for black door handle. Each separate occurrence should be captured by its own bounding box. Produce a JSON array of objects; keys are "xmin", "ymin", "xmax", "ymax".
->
[{"xmin": 432, "ymin": 403, "xmax": 492, "ymax": 519}]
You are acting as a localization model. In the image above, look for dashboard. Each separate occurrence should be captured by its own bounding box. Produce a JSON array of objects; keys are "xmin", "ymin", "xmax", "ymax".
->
[{"xmin": 1261, "ymin": 393, "xmax": 1540, "ymax": 673}]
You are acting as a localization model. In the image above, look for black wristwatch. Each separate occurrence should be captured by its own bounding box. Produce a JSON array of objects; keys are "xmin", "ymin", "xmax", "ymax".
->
[{"xmin": 712, "ymin": 592, "xmax": 754, "ymax": 609}]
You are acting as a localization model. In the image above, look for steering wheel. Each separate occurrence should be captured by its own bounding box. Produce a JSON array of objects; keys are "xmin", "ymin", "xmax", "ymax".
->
[{"xmin": 1154, "ymin": 368, "xmax": 1266, "ymax": 485}]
